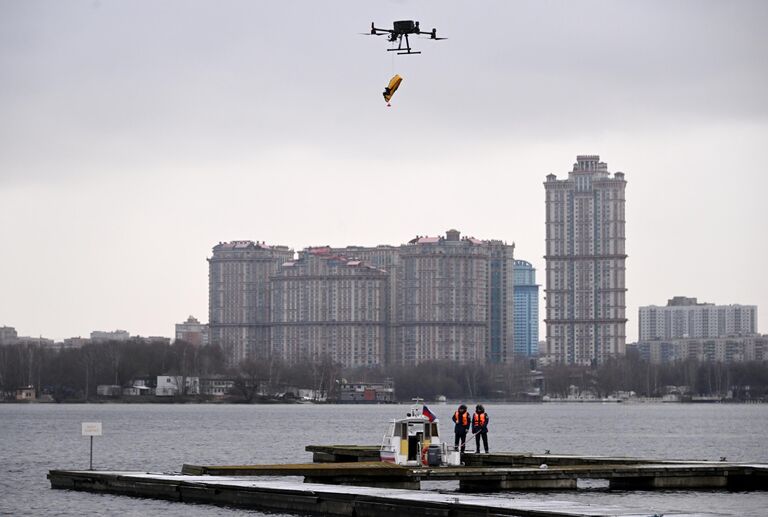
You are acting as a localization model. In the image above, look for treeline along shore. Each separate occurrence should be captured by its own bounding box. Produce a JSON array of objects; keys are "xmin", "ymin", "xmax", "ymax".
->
[{"xmin": 2, "ymin": 339, "xmax": 768, "ymax": 403}]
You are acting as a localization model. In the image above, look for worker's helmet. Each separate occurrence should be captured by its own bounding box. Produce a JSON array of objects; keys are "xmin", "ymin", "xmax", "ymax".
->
[
  {"xmin": 458, "ymin": 404, "xmax": 467, "ymax": 411},
  {"xmin": 476, "ymin": 404, "xmax": 485, "ymax": 412}
]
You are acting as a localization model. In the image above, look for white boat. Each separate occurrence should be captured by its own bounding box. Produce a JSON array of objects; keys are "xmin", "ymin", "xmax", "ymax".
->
[{"xmin": 379, "ymin": 404, "xmax": 461, "ymax": 467}]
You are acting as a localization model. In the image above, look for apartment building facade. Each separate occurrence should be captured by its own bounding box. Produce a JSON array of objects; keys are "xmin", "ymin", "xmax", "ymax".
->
[
  {"xmin": 208, "ymin": 240, "xmax": 294, "ymax": 366},
  {"xmin": 270, "ymin": 248, "xmax": 389, "ymax": 367},
  {"xmin": 544, "ymin": 155, "xmax": 627, "ymax": 365}
]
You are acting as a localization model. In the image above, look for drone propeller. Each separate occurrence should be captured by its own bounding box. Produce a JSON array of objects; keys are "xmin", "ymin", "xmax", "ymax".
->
[{"xmin": 427, "ymin": 28, "xmax": 447, "ymax": 40}]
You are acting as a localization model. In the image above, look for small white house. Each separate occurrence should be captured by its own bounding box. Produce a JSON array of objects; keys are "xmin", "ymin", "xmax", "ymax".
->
[
  {"xmin": 96, "ymin": 385, "xmax": 122, "ymax": 397},
  {"xmin": 123, "ymin": 385, "xmax": 154, "ymax": 397},
  {"xmin": 156, "ymin": 375, "xmax": 200, "ymax": 396},
  {"xmin": 200, "ymin": 376, "xmax": 235, "ymax": 397},
  {"xmin": 15, "ymin": 386, "xmax": 36, "ymax": 401}
]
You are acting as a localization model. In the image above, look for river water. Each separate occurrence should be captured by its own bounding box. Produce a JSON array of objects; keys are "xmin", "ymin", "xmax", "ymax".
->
[{"xmin": 1, "ymin": 403, "xmax": 767, "ymax": 516}]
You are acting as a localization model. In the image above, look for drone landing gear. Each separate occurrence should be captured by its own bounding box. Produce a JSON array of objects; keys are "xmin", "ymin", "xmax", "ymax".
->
[{"xmin": 387, "ymin": 33, "xmax": 421, "ymax": 56}]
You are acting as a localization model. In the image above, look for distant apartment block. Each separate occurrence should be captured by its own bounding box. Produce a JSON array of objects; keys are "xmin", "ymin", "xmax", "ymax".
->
[
  {"xmin": 639, "ymin": 297, "xmax": 757, "ymax": 341},
  {"xmin": 0, "ymin": 326, "xmax": 18, "ymax": 345},
  {"xmin": 16, "ymin": 336, "xmax": 55, "ymax": 347},
  {"xmin": 61, "ymin": 337, "xmax": 89, "ymax": 349},
  {"xmin": 630, "ymin": 335, "xmax": 767, "ymax": 363},
  {"xmin": 545, "ymin": 155, "xmax": 627, "ymax": 365},
  {"xmin": 270, "ymin": 248, "xmax": 389, "ymax": 368},
  {"xmin": 210, "ymin": 230, "xmax": 516, "ymax": 367},
  {"xmin": 0, "ymin": 327, "xmax": 56, "ymax": 348},
  {"xmin": 90, "ymin": 329, "xmax": 130, "ymax": 342},
  {"xmin": 208, "ymin": 241, "xmax": 294, "ymax": 367},
  {"xmin": 513, "ymin": 260, "xmax": 539, "ymax": 356},
  {"xmin": 175, "ymin": 315, "xmax": 209, "ymax": 346}
]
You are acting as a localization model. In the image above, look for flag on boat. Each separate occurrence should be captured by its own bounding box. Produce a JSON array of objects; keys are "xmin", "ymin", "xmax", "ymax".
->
[{"xmin": 422, "ymin": 405, "xmax": 437, "ymax": 422}]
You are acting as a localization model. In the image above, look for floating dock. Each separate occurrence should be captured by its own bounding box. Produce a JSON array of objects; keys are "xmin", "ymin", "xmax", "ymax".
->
[
  {"xmin": 305, "ymin": 445, "xmax": 729, "ymax": 468},
  {"xmin": 182, "ymin": 459, "xmax": 768, "ymax": 491},
  {"xmin": 47, "ymin": 470, "xmax": 718, "ymax": 517},
  {"xmin": 49, "ymin": 447, "xmax": 768, "ymax": 516}
]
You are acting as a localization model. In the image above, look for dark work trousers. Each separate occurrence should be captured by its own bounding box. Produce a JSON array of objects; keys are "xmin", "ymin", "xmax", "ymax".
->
[
  {"xmin": 475, "ymin": 432, "xmax": 489, "ymax": 453},
  {"xmin": 454, "ymin": 431, "xmax": 467, "ymax": 452}
]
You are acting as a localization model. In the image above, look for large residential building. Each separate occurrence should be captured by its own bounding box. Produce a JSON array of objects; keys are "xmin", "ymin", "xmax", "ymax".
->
[
  {"xmin": 209, "ymin": 230, "xmax": 516, "ymax": 367},
  {"xmin": 513, "ymin": 260, "xmax": 539, "ymax": 357},
  {"xmin": 208, "ymin": 241, "xmax": 294, "ymax": 367},
  {"xmin": 544, "ymin": 155, "xmax": 627, "ymax": 365},
  {"xmin": 334, "ymin": 230, "xmax": 515, "ymax": 365},
  {"xmin": 395, "ymin": 232, "xmax": 501, "ymax": 364},
  {"xmin": 175, "ymin": 315, "xmax": 209, "ymax": 346},
  {"xmin": 270, "ymin": 248, "xmax": 389, "ymax": 367},
  {"xmin": 639, "ymin": 297, "xmax": 757, "ymax": 341}
]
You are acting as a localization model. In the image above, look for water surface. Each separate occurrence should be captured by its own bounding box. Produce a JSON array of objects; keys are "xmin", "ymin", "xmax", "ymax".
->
[{"xmin": 1, "ymin": 403, "xmax": 766, "ymax": 516}]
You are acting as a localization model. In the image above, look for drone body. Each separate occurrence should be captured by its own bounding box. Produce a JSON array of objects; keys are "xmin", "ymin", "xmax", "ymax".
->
[{"xmin": 366, "ymin": 20, "xmax": 446, "ymax": 55}]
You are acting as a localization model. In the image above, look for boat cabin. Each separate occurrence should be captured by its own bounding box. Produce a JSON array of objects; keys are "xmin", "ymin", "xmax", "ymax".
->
[{"xmin": 379, "ymin": 405, "xmax": 460, "ymax": 467}]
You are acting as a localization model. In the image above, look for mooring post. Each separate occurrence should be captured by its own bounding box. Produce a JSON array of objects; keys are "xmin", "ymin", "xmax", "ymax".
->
[{"xmin": 90, "ymin": 436, "xmax": 93, "ymax": 470}]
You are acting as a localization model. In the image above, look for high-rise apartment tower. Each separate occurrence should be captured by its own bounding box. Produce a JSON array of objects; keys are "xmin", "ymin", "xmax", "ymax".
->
[{"xmin": 544, "ymin": 155, "xmax": 627, "ymax": 364}]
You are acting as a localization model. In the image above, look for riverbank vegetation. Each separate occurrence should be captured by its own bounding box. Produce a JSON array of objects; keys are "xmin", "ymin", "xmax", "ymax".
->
[{"xmin": 1, "ymin": 340, "xmax": 767, "ymax": 402}]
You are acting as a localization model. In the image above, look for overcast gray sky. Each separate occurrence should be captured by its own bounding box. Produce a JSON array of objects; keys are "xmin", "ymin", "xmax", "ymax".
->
[{"xmin": 1, "ymin": 0, "xmax": 767, "ymax": 342}]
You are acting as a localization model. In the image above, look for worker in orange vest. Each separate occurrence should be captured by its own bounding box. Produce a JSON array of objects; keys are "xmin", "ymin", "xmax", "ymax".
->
[
  {"xmin": 452, "ymin": 404, "xmax": 471, "ymax": 452},
  {"xmin": 472, "ymin": 404, "xmax": 490, "ymax": 453}
]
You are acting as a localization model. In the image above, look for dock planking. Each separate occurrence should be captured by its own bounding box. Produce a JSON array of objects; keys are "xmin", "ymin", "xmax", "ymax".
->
[{"xmin": 47, "ymin": 470, "xmax": 719, "ymax": 517}]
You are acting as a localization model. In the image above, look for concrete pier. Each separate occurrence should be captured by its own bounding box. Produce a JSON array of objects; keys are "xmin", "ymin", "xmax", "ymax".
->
[{"xmin": 48, "ymin": 470, "xmax": 718, "ymax": 517}]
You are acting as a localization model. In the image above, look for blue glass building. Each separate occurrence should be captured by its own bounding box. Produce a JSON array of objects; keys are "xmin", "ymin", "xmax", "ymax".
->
[{"xmin": 513, "ymin": 260, "xmax": 539, "ymax": 357}]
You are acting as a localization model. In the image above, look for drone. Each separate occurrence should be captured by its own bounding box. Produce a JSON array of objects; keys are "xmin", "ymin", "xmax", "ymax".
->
[{"xmin": 364, "ymin": 20, "xmax": 446, "ymax": 55}]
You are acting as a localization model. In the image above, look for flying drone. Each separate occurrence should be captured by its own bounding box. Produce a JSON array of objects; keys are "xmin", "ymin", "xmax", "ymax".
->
[{"xmin": 364, "ymin": 20, "xmax": 446, "ymax": 55}]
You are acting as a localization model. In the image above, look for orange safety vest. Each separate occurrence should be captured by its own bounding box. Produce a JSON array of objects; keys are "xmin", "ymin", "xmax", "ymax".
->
[
  {"xmin": 473, "ymin": 413, "xmax": 487, "ymax": 427},
  {"xmin": 454, "ymin": 411, "xmax": 469, "ymax": 426}
]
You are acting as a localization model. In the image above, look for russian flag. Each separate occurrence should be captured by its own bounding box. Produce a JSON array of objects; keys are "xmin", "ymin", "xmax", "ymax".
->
[{"xmin": 422, "ymin": 405, "xmax": 437, "ymax": 422}]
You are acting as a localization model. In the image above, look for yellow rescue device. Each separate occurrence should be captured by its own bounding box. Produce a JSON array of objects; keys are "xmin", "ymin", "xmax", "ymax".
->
[{"xmin": 383, "ymin": 74, "xmax": 403, "ymax": 105}]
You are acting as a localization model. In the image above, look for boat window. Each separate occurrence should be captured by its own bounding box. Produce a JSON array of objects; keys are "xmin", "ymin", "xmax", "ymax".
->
[
  {"xmin": 424, "ymin": 423, "xmax": 431, "ymax": 439},
  {"xmin": 400, "ymin": 423, "xmax": 408, "ymax": 439},
  {"xmin": 431, "ymin": 423, "xmax": 439, "ymax": 437}
]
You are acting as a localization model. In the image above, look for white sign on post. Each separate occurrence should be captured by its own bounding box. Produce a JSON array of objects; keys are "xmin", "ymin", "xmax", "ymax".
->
[{"xmin": 82, "ymin": 422, "xmax": 102, "ymax": 436}]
